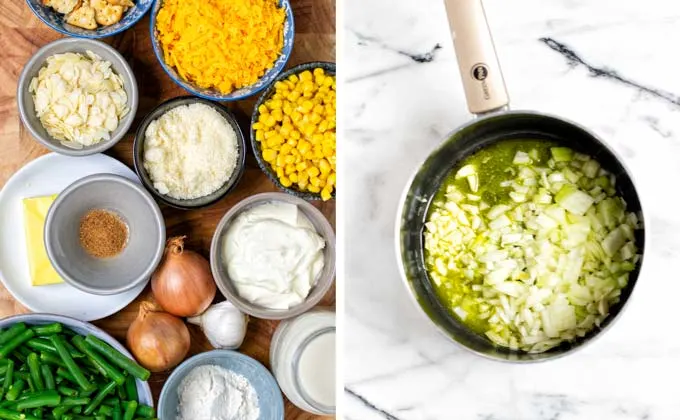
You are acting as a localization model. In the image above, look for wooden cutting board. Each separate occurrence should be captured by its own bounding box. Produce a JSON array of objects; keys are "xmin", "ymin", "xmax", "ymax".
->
[{"xmin": 0, "ymin": 1, "xmax": 336, "ymax": 418}]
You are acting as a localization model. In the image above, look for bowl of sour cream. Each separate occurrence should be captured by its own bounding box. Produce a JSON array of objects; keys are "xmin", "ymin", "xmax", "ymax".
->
[{"xmin": 210, "ymin": 192, "xmax": 335, "ymax": 319}]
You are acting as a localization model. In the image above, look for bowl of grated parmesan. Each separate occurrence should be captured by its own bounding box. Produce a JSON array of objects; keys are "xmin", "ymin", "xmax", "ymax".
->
[{"xmin": 133, "ymin": 96, "xmax": 247, "ymax": 209}]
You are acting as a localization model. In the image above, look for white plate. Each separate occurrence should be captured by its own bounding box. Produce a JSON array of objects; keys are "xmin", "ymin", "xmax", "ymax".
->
[{"xmin": 0, "ymin": 153, "xmax": 148, "ymax": 321}]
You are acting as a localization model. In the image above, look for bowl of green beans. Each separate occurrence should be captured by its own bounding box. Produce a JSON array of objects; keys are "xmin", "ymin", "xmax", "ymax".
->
[{"xmin": 0, "ymin": 313, "xmax": 155, "ymax": 419}]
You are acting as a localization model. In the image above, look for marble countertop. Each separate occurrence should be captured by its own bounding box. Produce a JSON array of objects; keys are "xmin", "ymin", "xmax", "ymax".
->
[{"xmin": 343, "ymin": 0, "xmax": 680, "ymax": 418}]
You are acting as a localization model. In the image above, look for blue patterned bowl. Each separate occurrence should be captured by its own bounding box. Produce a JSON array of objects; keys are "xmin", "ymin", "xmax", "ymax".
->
[
  {"xmin": 149, "ymin": 0, "xmax": 295, "ymax": 101},
  {"xmin": 25, "ymin": 0, "xmax": 153, "ymax": 38}
]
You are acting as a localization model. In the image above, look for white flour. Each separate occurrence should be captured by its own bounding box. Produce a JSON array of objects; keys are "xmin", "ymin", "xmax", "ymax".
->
[{"xmin": 177, "ymin": 365, "xmax": 260, "ymax": 420}]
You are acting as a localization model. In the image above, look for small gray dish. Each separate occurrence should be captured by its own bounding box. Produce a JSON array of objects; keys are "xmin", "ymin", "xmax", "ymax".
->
[
  {"xmin": 210, "ymin": 192, "xmax": 336, "ymax": 320},
  {"xmin": 250, "ymin": 62, "xmax": 336, "ymax": 201},
  {"xmin": 133, "ymin": 96, "xmax": 247, "ymax": 210},
  {"xmin": 17, "ymin": 38, "xmax": 139, "ymax": 156},
  {"xmin": 45, "ymin": 173, "xmax": 165, "ymax": 295},
  {"xmin": 158, "ymin": 350, "xmax": 284, "ymax": 420}
]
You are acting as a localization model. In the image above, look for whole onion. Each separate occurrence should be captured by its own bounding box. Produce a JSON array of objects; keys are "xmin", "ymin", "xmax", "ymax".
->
[
  {"xmin": 127, "ymin": 301, "xmax": 190, "ymax": 372},
  {"xmin": 151, "ymin": 236, "xmax": 216, "ymax": 317}
]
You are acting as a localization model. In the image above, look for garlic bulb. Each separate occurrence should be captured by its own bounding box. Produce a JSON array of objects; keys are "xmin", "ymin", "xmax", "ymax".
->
[{"xmin": 187, "ymin": 301, "xmax": 248, "ymax": 349}]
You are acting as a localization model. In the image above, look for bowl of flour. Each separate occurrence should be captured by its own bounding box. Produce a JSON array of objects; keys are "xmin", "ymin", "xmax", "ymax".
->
[
  {"xmin": 158, "ymin": 350, "xmax": 284, "ymax": 420},
  {"xmin": 133, "ymin": 96, "xmax": 247, "ymax": 209}
]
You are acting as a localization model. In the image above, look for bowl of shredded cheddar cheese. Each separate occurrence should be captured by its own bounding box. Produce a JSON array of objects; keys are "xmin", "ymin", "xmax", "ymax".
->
[{"xmin": 150, "ymin": 0, "xmax": 294, "ymax": 101}]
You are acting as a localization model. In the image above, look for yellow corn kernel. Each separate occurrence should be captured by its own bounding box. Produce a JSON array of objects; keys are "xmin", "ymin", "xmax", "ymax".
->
[
  {"xmin": 310, "ymin": 176, "xmax": 321, "ymax": 188},
  {"xmin": 271, "ymin": 109, "xmax": 283, "ymax": 122},
  {"xmin": 287, "ymin": 137, "xmax": 298, "ymax": 147},
  {"xmin": 262, "ymin": 149, "xmax": 277, "ymax": 162},
  {"xmin": 301, "ymin": 100, "xmax": 314, "ymax": 113},
  {"xmin": 310, "ymin": 112, "xmax": 322, "ymax": 124},
  {"xmin": 298, "ymin": 178, "xmax": 309, "ymax": 190},
  {"xmin": 255, "ymin": 130, "xmax": 265, "ymax": 142},
  {"xmin": 327, "ymin": 173, "xmax": 336, "ymax": 186},
  {"xmin": 289, "ymin": 173, "xmax": 298, "ymax": 183},
  {"xmin": 297, "ymin": 140, "xmax": 311, "ymax": 156},
  {"xmin": 307, "ymin": 166, "xmax": 320, "ymax": 177},
  {"xmin": 269, "ymin": 99, "xmax": 283, "ymax": 109},
  {"xmin": 276, "ymin": 154, "xmax": 287, "ymax": 168},
  {"xmin": 263, "ymin": 130, "xmax": 275, "ymax": 140},
  {"xmin": 323, "ymin": 76, "xmax": 334, "ymax": 87},
  {"xmin": 291, "ymin": 111, "xmax": 303, "ymax": 123},
  {"xmin": 280, "ymin": 143, "xmax": 293, "ymax": 155},
  {"xmin": 276, "ymin": 167, "xmax": 284, "ymax": 178},
  {"xmin": 313, "ymin": 68, "xmax": 325, "ymax": 77},
  {"xmin": 319, "ymin": 171, "xmax": 329, "ymax": 181},
  {"xmin": 280, "ymin": 176, "xmax": 292, "ymax": 187},
  {"xmin": 283, "ymin": 103, "xmax": 293, "ymax": 116},
  {"xmin": 252, "ymin": 122, "xmax": 263, "ymax": 130},
  {"xmin": 258, "ymin": 104, "xmax": 268, "ymax": 114},
  {"xmin": 282, "ymin": 115, "xmax": 292, "ymax": 125},
  {"xmin": 321, "ymin": 187, "xmax": 332, "ymax": 201},
  {"xmin": 303, "ymin": 124, "xmax": 316, "ymax": 137},
  {"xmin": 303, "ymin": 151, "xmax": 315, "ymax": 160},
  {"xmin": 296, "ymin": 161, "xmax": 308, "ymax": 172},
  {"xmin": 264, "ymin": 115, "xmax": 277, "ymax": 128},
  {"xmin": 298, "ymin": 169, "xmax": 309, "ymax": 182},
  {"xmin": 317, "ymin": 121, "xmax": 328, "ymax": 133},
  {"xmin": 299, "ymin": 70, "xmax": 313, "ymax": 81},
  {"xmin": 319, "ymin": 159, "xmax": 331, "ymax": 174},
  {"xmin": 288, "ymin": 74, "xmax": 299, "ymax": 83},
  {"xmin": 274, "ymin": 81, "xmax": 288, "ymax": 91},
  {"xmin": 284, "ymin": 155, "xmax": 296, "ymax": 165},
  {"xmin": 308, "ymin": 185, "xmax": 321, "ymax": 193},
  {"xmin": 313, "ymin": 104, "xmax": 325, "ymax": 115},
  {"xmin": 285, "ymin": 163, "xmax": 296, "ymax": 175},
  {"xmin": 290, "ymin": 130, "xmax": 301, "ymax": 140},
  {"xmin": 288, "ymin": 91, "xmax": 301, "ymax": 102},
  {"xmin": 279, "ymin": 123, "xmax": 293, "ymax": 137},
  {"xmin": 311, "ymin": 133, "xmax": 324, "ymax": 145}
]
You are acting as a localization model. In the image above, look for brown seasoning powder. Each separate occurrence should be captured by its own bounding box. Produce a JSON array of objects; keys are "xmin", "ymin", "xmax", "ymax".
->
[{"xmin": 79, "ymin": 209, "xmax": 129, "ymax": 258}]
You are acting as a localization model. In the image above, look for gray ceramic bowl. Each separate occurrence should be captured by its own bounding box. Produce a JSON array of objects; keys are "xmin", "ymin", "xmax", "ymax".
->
[
  {"xmin": 17, "ymin": 38, "xmax": 139, "ymax": 156},
  {"xmin": 210, "ymin": 193, "xmax": 335, "ymax": 320},
  {"xmin": 0, "ymin": 314, "xmax": 153, "ymax": 406},
  {"xmin": 250, "ymin": 62, "xmax": 336, "ymax": 201},
  {"xmin": 45, "ymin": 173, "xmax": 165, "ymax": 295},
  {"xmin": 133, "ymin": 96, "xmax": 247, "ymax": 210},
  {"xmin": 158, "ymin": 350, "xmax": 283, "ymax": 420}
]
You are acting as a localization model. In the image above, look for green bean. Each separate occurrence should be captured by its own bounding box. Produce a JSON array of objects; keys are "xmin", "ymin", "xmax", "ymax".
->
[
  {"xmin": 0, "ymin": 329, "xmax": 34, "ymax": 359},
  {"xmin": 0, "ymin": 366, "xmax": 8, "ymax": 378},
  {"xmin": 26, "ymin": 339, "xmax": 56, "ymax": 355},
  {"xmin": 135, "ymin": 404, "xmax": 155, "ymax": 418},
  {"xmin": 112, "ymin": 406, "xmax": 122, "ymax": 420},
  {"xmin": 116, "ymin": 383, "xmax": 126, "ymax": 401},
  {"xmin": 0, "ymin": 360, "xmax": 13, "ymax": 400},
  {"xmin": 71, "ymin": 338, "xmax": 125, "ymax": 386},
  {"xmin": 52, "ymin": 405, "xmax": 69, "ymax": 419},
  {"xmin": 103, "ymin": 397, "xmax": 120, "ymax": 406},
  {"xmin": 0, "ymin": 407, "xmax": 41, "ymax": 420},
  {"xmin": 83, "ymin": 381, "xmax": 116, "ymax": 415},
  {"xmin": 15, "ymin": 390, "xmax": 61, "ymax": 410},
  {"xmin": 0, "ymin": 402, "xmax": 14, "ymax": 409},
  {"xmin": 96, "ymin": 405, "xmax": 113, "ymax": 416},
  {"xmin": 16, "ymin": 347, "xmax": 31, "ymax": 358},
  {"xmin": 0, "ymin": 325, "xmax": 26, "ymax": 346},
  {"xmin": 123, "ymin": 376, "xmax": 137, "ymax": 402},
  {"xmin": 26, "ymin": 375, "xmax": 35, "ymax": 392},
  {"xmin": 95, "ymin": 416, "xmax": 105, "ymax": 420},
  {"xmin": 61, "ymin": 397, "xmax": 90, "ymax": 407},
  {"xmin": 31, "ymin": 323, "xmax": 63, "ymax": 336},
  {"xmin": 122, "ymin": 401, "xmax": 137, "ymax": 420},
  {"xmin": 84, "ymin": 337, "xmax": 149, "ymax": 381},
  {"xmin": 57, "ymin": 385, "xmax": 78, "ymax": 397},
  {"xmin": 71, "ymin": 406, "xmax": 82, "ymax": 414},
  {"xmin": 30, "ymin": 408, "xmax": 42, "ymax": 419},
  {"xmin": 49, "ymin": 336, "xmax": 93, "ymax": 392},
  {"xmin": 40, "ymin": 365, "xmax": 54, "ymax": 391},
  {"xmin": 27, "ymin": 353, "xmax": 45, "ymax": 391},
  {"xmin": 55, "ymin": 368, "xmax": 77, "ymax": 385},
  {"xmin": 4, "ymin": 379, "xmax": 24, "ymax": 401}
]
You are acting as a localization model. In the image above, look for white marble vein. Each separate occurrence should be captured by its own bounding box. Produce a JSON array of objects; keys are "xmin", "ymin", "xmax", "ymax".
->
[{"xmin": 343, "ymin": 0, "xmax": 680, "ymax": 418}]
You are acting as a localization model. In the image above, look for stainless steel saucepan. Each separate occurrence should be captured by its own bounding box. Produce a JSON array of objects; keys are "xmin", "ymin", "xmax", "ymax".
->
[{"xmin": 395, "ymin": 0, "xmax": 646, "ymax": 362}]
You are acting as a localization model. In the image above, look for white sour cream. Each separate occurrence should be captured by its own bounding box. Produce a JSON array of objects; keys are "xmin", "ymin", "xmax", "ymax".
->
[{"xmin": 223, "ymin": 202, "xmax": 325, "ymax": 309}]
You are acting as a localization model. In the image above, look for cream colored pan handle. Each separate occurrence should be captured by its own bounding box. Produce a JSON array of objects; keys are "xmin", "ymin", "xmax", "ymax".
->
[{"xmin": 444, "ymin": 0, "xmax": 509, "ymax": 114}]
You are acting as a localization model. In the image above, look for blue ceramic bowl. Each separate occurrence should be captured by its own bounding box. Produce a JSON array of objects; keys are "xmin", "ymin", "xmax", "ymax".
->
[
  {"xmin": 25, "ymin": 0, "xmax": 153, "ymax": 38},
  {"xmin": 159, "ymin": 350, "xmax": 284, "ymax": 420},
  {"xmin": 149, "ymin": 0, "xmax": 295, "ymax": 101}
]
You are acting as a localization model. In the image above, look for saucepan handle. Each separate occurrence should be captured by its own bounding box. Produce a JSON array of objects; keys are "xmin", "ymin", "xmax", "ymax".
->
[{"xmin": 444, "ymin": 0, "xmax": 509, "ymax": 114}]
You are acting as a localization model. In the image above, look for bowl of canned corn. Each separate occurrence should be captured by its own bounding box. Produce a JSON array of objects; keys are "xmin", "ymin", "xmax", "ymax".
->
[{"xmin": 250, "ymin": 62, "xmax": 336, "ymax": 201}]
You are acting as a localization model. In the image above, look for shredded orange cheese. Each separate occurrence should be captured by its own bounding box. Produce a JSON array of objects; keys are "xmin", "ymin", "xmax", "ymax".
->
[{"xmin": 156, "ymin": 0, "xmax": 285, "ymax": 94}]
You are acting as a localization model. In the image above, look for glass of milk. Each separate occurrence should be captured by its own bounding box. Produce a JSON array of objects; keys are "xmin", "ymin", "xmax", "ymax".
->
[{"xmin": 270, "ymin": 309, "xmax": 335, "ymax": 415}]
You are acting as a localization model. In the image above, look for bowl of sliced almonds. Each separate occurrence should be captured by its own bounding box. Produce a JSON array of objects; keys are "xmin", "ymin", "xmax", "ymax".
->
[
  {"xmin": 17, "ymin": 37, "xmax": 138, "ymax": 156},
  {"xmin": 25, "ymin": 0, "xmax": 153, "ymax": 38}
]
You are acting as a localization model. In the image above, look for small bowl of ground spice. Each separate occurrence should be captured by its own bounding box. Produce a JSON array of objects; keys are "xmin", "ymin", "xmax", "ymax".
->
[
  {"xmin": 149, "ymin": 0, "xmax": 294, "ymax": 101},
  {"xmin": 45, "ymin": 173, "xmax": 166, "ymax": 295}
]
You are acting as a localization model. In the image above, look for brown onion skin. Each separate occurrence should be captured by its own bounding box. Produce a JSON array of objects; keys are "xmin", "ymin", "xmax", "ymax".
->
[
  {"xmin": 151, "ymin": 236, "xmax": 216, "ymax": 317},
  {"xmin": 127, "ymin": 301, "xmax": 190, "ymax": 372}
]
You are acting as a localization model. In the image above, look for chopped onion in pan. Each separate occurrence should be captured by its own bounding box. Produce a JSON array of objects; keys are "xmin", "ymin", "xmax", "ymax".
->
[{"xmin": 424, "ymin": 147, "xmax": 641, "ymax": 353}]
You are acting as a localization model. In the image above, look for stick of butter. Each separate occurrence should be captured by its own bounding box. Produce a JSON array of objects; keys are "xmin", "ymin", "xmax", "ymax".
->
[{"xmin": 23, "ymin": 195, "xmax": 63, "ymax": 286}]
